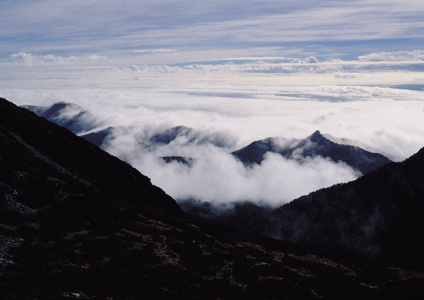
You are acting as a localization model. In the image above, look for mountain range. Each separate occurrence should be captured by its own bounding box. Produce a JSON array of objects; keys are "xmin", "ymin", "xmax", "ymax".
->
[
  {"xmin": 232, "ymin": 130, "xmax": 392, "ymax": 175},
  {"xmin": 2, "ymin": 96, "xmax": 424, "ymax": 298},
  {"xmin": 23, "ymin": 102, "xmax": 392, "ymax": 175},
  {"xmin": 21, "ymin": 102, "xmax": 103, "ymax": 134}
]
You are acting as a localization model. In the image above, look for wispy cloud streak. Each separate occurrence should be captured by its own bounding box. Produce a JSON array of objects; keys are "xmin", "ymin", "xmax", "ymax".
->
[{"xmin": 1, "ymin": 0, "xmax": 423, "ymax": 61}]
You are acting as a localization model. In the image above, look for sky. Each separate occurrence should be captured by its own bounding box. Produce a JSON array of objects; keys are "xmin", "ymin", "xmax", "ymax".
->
[
  {"xmin": 1, "ymin": 0, "xmax": 424, "ymax": 206},
  {"xmin": 1, "ymin": 0, "xmax": 424, "ymax": 62}
]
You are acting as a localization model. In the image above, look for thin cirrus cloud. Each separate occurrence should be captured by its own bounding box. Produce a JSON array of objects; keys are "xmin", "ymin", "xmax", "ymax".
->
[
  {"xmin": 1, "ymin": 0, "xmax": 423, "ymax": 62},
  {"xmin": 358, "ymin": 50, "xmax": 424, "ymax": 62}
]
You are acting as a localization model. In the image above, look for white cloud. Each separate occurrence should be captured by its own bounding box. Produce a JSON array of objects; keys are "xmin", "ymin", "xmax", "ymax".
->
[
  {"xmin": 105, "ymin": 139, "xmax": 358, "ymax": 207},
  {"xmin": 358, "ymin": 50, "xmax": 424, "ymax": 62},
  {"xmin": 9, "ymin": 52, "xmax": 108, "ymax": 66},
  {"xmin": 133, "ymin": 49, "xmax": 178, "ymax": 54}
]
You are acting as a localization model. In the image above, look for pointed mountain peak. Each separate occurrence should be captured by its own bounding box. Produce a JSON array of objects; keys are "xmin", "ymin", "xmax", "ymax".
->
[
  {"xmin": 40, "ymin": 101, "xmax": 84, "ymax": 119},
  {"xmin": 308, "ymin": 130, "xmax": 327, "ymax": 142}
]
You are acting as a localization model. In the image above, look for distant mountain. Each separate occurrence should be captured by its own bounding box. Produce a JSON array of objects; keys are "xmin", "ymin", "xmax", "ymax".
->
[
  {"xmin": 79, "ymin": 125, "xmax": 194, "ymax": 150},
  {"xmin": 150, "ymin": 125, "xmax": 194, "ymax": 145},
  {"xmin": 23, "ymin": 102, "xmax": 232, "ymax": 166},
  {"xmin": 233, "ymin": 130, "xmax": 392, "ymax": 174},
  {"xmin": 3, "ymin": 96, "xmax": 424, "ymax": 298},
  {"xmin": 80, "ymin": 126, "xmax": 117, "ymax": 148},
  {"xmin": 81, "ymin": 128, "xmax": 197, "ymax": 166},
  {"xmin": 21, "ymin": 101, "xmax": 103, "ymax": 134},
  {"xmin": 160, "ymin": 156, "xmax": 195, "ymax": 166},
  {"xmin": 149, "ymin": 125, "xmax": 234, "ymax": 149},
  {"xmin": 22, "ymin": 103, "xmax": 392, "ymax": 176}
]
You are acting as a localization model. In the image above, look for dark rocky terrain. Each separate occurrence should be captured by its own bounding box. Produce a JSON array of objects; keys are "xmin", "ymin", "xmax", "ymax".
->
[
  {"xmin": 273, "ymin": 145, "xmax": 424, "ymax": 264},
  {"xmin": 233, "ymin": 130, "xmax": 392, "ymax": 175},
  {"xmin": 2, "ymin": 97, "xmax": 424, "ymax": 299}
]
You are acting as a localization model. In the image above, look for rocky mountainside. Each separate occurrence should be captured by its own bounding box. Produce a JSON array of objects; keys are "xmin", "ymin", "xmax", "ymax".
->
[
  {"xmin": 233, "ymin": 130, "xmax": 392, "ymax": 174},
  {"xmin": 2, "ymin": 97, "xmax": 423, "ymax": 299},
  {"xmin": 273, "ymin": 145, "xmax": 424, "ymax": 264}
]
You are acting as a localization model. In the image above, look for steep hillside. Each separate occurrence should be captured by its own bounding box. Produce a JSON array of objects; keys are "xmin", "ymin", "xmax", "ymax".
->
[
  {"xmin": 2, "ymin": 100, "xmax": 180, "ymax": 214},
  {"xmin": 274, "ymin": 146, "xmax": 424, "ymax": 263}
]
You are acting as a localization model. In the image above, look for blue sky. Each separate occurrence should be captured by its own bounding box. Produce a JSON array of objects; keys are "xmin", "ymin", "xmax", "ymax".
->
[{"xmin": 1, "ymin": 0, "xmax": 424, "ymax": 63}]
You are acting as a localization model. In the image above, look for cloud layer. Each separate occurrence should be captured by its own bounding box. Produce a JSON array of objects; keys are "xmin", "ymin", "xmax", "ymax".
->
[
  {"xmin": 2, "ymin": 49, "xmax": 424, "ymax": 206},
  {"xmin": 117, "ymin": 144, "xmax": 359, "ymax": 206}
]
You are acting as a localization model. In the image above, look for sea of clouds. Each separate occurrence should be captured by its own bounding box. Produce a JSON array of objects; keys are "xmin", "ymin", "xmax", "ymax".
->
[{"xmin": 1, "ymin": 50, "xmax": 424, "ymax": 206}]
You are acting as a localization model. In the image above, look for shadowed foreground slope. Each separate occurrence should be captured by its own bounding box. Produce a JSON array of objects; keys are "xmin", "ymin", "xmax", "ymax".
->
[
  {"xmin": 274, "ymin": 145, "xmax": 424, "ymax": 264},
  {"xmin": 1, "ymin": 97, "xmax": 424, "ymax": 299}
]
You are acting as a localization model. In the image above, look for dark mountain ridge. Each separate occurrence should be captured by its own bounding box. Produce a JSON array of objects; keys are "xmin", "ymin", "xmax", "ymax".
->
[{"xmin": 233, "ymin": 130, "xmax": 392, "ymax": 174}]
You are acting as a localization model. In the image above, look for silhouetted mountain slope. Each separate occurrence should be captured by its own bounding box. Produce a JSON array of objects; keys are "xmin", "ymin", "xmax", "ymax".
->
[
  {"xmin": 233, "ymin": 130, "xmax": 392, "ymax": 174},
  {"xmin": 2, "ymin": 97, "xmax": 423, "ymax": 299},
  {"xmin": 22, "ymin": 102, "xmax": 102, "ymax": 134},
  {"xmin": 274, "ymin": 146, "xmax": 424, "ymax": 263},
  {"xmin": 3, "ymin": 100, "xmax": 180, "ymax": 214}
]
